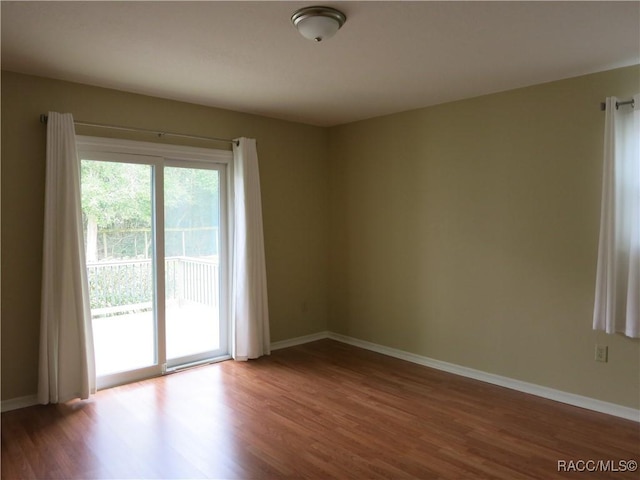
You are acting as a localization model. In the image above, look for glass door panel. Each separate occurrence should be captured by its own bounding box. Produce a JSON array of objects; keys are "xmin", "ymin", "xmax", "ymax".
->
[
  {"xmin": 79, "ymin": 139, "xmax": 230, "ymax": 388},
  {"xmin": 81, "ymin": 159, "xmax": 156, "ymax": 377},
  {"xmin": 164, "ymin": 166, "xmax": 223, "ymax": 364}
]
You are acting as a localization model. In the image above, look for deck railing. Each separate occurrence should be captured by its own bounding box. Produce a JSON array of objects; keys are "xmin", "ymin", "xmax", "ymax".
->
[
  {"xmin": 87, "ymin": 256, "xmax": 218, "ymax": 317},
  {"xmin": 165, "ymin": 257, "xmax": 219, "ymax": 307}
]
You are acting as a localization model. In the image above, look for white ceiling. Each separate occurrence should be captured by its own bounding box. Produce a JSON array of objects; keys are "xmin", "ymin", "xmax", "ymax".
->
[{"xmin": 2, "ymin": 1, "xmax": 639, "ymax": 126}]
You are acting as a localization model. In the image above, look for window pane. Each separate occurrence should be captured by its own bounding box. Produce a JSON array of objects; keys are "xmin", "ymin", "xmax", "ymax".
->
[
  {"xmin": 164, "ymin": 167, "xmax": 220, "ymax": 360},
  {"xmin": 81, "ymin": 160, "xmax": 155, "ymax": 376}
]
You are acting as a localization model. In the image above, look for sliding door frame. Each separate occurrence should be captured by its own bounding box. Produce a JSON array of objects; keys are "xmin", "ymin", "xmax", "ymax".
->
[
  {"xmin": 163, "ymin": 159, "xmax": 230, "ymax": 370},
  {"xmin": 77, "ymin": 136, "xmax": 233, "ymax": 390}
]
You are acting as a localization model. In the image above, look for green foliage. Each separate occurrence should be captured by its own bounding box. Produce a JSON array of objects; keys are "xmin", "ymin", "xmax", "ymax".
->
[
  {"xmin": 81, "ymin": 160, "xmax": 220, "ymax": 260},
  {"xmin": 81, "ymin": 160, "xmax": 152, "ymax": 230},
  {"xmin": 165, "ymin": 167, "xmax": 220, "ymax": 257},
  {"xmin": 87, "ymin": 261, "xmax": 153, "ymax": 310}
]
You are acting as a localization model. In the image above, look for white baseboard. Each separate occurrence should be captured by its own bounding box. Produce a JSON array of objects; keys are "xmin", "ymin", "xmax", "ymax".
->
[
  {"xmin": 4, "ymin": 332, "xmax": 637, "ymax": 422},
  {"xmin": 271, "ymin": 331, "xmax": 330, "ymax": 351},
  {"xmin": 1, "ymin": 394, "xmax": 38, "ymax": 413},
  {"xmin": 326, "ymin": 332, "xmax": 640, "ymax": 423}
]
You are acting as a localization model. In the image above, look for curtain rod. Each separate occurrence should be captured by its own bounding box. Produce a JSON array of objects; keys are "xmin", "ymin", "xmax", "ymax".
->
[
  {"xmin": 600, "ymin": 99, "xmax": 635, "ymax": 111},
  {"xmin": 39, "ymin": 114, "xmax": 238, "ymax": 146}
]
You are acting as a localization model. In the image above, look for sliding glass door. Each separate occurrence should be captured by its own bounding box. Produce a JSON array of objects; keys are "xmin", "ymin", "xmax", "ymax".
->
[
  {"xmin": 82, "ymin": 159, "xmax": 157, "ymax": 378},
  {"xmin": 164, "ymin": 164, "xmax": 228, "ymax": 367},
  {"xmin": 79, "ymin": 139, "xmax": 230, "ymax": 388}
]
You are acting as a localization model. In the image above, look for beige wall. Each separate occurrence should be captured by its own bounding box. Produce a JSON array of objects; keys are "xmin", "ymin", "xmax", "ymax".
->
[
  {"xmin": 328, "ymin": 65, "xmax": 640, "ymax": 409},
  {"xmin": 1, "ymin": 71, "xmax": 329, "ymax": 400},
  {"xmin": 2, "ymin": 67, "xmax": 639, "ymax": 410}
]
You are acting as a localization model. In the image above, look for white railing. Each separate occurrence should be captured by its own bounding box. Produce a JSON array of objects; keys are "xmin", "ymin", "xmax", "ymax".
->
[
  {"xmin": 166, "ymin": 256, "xmax": 219, "ymax": 307},
  {"xmin": 87, "ymin": 256, "xmax": 218, "ymax": 316}
]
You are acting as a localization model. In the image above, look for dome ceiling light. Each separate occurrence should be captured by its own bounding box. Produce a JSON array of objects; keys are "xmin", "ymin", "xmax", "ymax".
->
[{"xmin": 291, "ymin": 6, "xmax": 347, "ymax": 42}]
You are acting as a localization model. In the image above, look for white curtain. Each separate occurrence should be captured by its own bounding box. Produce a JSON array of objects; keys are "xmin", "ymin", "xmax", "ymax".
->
[
  {"xmin": 38, "ymin": 112, "xmax": 96, "ymax": 403},
  {"xmin": 232, "ymin": 138, "xmax": 270, "ymax": 360},
  {"xmin": 593, "ymin": 95, "xmax": 640, "ymax": 338}
]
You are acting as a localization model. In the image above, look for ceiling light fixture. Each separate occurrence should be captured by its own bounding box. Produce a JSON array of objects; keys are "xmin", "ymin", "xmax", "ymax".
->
[{"xmin": 291, "ymin": 6, "xmax": 346, "ymax": 42}]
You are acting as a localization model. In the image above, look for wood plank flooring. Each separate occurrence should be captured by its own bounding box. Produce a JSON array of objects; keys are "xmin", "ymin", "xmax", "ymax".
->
[{"xmin": 2, "ymin": 339, "xmax": 639, "ymax": 479}]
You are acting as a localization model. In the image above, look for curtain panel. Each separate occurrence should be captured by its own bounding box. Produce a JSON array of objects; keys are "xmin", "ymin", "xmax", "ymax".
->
[
  {"xmin": 38, "ymin": 112, "xmax": 96, "ymax": 403},
  {"xmin": 593, "ymin": 95, "xmax": 640, "ymax": 338},
  {"xmin": 232, "ymin": 138, "xmax": 270, "ymax": 360}
]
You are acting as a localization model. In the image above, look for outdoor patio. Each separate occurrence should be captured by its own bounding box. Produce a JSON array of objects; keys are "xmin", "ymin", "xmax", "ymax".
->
[
  {"xmin": 88, "ymin": 256, "xmax": 221, "ymax": 376},
  {"xmin": 92, "ymin": 300, "xmax": 219, "ymax": 376}
]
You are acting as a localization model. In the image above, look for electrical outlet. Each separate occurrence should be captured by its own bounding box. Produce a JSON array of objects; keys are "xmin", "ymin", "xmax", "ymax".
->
[{"xmin": 595, "ymin": 345, "xmax": 608, "ymax": 363}]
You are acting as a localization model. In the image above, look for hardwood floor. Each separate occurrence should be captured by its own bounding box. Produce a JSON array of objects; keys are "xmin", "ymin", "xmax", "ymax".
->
[{"xmin": 2, "ymin": 339, "xmax": 639, "ymax": 479}]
